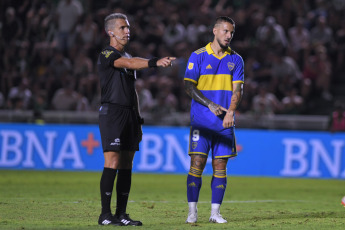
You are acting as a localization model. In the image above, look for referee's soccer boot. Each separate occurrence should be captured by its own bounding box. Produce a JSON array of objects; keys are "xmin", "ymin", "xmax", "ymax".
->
[
  {"xmin": 116, "ymin": 213, "xmax": 143, "ymax": 226},
  {"xmin": 98, "ymin": 212, "xmax": 123, "ymax": 226}
]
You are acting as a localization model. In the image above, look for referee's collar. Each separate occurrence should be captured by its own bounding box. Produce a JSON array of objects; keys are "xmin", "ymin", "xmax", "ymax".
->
[
  {"xmin": 107, "ymin": 45, "xmax": 125, "ymax": 54},
  {"xmin": 206, "ymin": 42, "xmax": 231, "ymax": 58}
]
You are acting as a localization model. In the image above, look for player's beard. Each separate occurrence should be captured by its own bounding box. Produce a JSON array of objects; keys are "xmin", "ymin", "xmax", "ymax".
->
[{"xmin": 216, "ymin": 37, "xmax": 230, "ymax": 50}]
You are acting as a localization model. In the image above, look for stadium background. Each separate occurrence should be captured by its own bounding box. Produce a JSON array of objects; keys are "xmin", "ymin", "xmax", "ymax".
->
[
  {"xmin": 0, "ymin": 0, "xmax": 345, "ymax": 175},
  {"xmin": 1, "ymin": 0, "xmax": 345, "ymax": 120},
  {"xmin": 0, "ymin": 0, "xmax": 345, "ymax": 174}
]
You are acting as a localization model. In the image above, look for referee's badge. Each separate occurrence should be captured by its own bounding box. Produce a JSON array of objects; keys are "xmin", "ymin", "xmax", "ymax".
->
[
  {"xmin": 192, "ymin": 142, "xmax": 198, "ymax": 149},
  {"xmin": 227, "ymin": 62, "xmax": 235, "ymax": 71},
  {"xmin": 188, "ymin": 62, "xmax": 194, "ymax": 70},
  {"xmin": 102, "ymin": 50, "xmax": 113, "ymax": 58}
]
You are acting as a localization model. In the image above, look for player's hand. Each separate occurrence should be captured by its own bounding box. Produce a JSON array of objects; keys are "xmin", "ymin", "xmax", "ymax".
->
[
  {"xmin": 223, "ymin": 110, "xmax": 234, "ymax": 128},
  {"xmin": 208, "ymin": 102, "xmax": 227, "ymax": 116},
  {"xmin": 157, "ymin": 57, "xmax": 176, "ymax": 67}
]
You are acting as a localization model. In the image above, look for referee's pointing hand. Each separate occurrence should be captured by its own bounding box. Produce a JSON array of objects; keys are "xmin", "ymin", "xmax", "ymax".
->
[{"xmin": 157, "ymin": 56, "xmax": 176, "ymax": 67}]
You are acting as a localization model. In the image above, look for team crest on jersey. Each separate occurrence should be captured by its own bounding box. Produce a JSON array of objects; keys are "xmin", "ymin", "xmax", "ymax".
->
[
  {"xmin": 102, "ymin": 50, "xmax": 113, "ymax": 58},
  {"xmin": 192, "ymin": 142, "xmax": 198, "ymax": 149},
  {"xmin": 227, "ymin": 62, "xmax": 235, "ymax": 71},
  {"xmin": 188, "ymin": 62, "xmax": 194, "ymax": 70}
]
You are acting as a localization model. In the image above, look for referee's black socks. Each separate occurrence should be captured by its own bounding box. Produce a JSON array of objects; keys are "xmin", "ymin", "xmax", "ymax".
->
[
  {"xmin": 115, "ymin": 169, "xmax": 132, "ymax": 215},
  {"xmin": 100, "ymin": 167, "xmax": 117, "ymax": 215}
]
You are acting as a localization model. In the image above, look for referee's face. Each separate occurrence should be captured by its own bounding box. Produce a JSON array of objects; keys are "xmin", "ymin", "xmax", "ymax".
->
[
  {"xmin": 214, "ymin": 22, "xmax": 235, "ymax": 49},
  {"xmin": 112, "ymin": 18, "xmax": 130, "ymax": 45}
]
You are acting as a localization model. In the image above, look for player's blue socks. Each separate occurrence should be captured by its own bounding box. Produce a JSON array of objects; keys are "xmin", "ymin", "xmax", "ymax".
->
[
  {"xmin": 187, "ymin": 167, "xmax": 203, "ymax": 202},
  {"xmin": 211, "ymin": 169, "xmax": 227, "ymax": 204}
]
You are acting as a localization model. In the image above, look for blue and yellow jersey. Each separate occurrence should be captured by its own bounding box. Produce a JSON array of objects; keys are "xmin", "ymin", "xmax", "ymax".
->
[{"xmin": 184, "ymin": 42, "xmax": 244, "ymax": 132}]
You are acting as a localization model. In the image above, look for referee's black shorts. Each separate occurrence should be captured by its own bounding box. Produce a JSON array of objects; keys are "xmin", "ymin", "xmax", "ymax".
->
[{"xmin": 98, "ymin": 103, "xmax": 141, "ymax": 152}]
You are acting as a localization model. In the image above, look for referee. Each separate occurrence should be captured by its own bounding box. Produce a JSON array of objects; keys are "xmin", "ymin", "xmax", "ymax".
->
[{"xmin": 97, "ymin": 13, "xmax": 175, "ymax": 226}]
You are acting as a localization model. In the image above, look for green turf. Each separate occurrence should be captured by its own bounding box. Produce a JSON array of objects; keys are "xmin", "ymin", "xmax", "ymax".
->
[{"xmin": 0, "ymin": 171, "xmax": 344, "ymax": 230}]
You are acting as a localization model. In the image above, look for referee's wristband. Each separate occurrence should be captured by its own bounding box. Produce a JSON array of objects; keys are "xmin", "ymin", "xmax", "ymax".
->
[
  {"xmin": 138, "ymin": 116, "xmax": 144, "ymax": 125},
  {"xmin": 148, "ymin": 57, "xmax": 158, "ymax": 68}
]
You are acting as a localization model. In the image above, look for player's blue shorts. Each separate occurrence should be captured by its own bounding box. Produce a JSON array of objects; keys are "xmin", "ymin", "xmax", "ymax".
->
[{"xmin": 188, "ymin": 126, "xmax": 237, "ymax": 159}]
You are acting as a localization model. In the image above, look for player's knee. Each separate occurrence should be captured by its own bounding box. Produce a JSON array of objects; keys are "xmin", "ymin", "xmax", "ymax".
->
[
  {"xmin": 104, "ymin": 157, "xmax": 119, "ymax": 169},
  {"xmin": 190, "ymin": 155, "xmax": 207, "ymax": 170},
  {"xmin": 212, "ymin": 158, "xmax": 228, "ymax": 170},
  {"xmin": 104, "ymin": 160, "xmax": 119, "ymax": 169},
  {"xmin": 104, "ymin": 151, "xmax": 120, "ymax": 169}
]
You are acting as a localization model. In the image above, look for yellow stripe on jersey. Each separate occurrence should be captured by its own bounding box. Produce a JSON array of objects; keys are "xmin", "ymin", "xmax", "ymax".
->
[
  {"xmin": 197, "ymin": 74, "xmax": 233, "ymax": 91},
  {"xmin": 195, "ymin": 47, "xmax": 206, "ymax": 55},
  {"xmin": 184, "ymin": 78, "xmax": 197, "ymax": 84},
  {"xmin": 233, "ymin": 80, "xmax": 244, "ymax": 84}
]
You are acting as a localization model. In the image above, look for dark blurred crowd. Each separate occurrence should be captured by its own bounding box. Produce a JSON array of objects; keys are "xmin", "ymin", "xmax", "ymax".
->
[{"xmin": 1, "ymin": 0, "xmax": 345, "ymax": 119}]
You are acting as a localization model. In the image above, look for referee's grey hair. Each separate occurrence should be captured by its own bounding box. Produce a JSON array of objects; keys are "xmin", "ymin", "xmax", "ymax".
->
[{"xmin": 104, "ymin": 13, "xmax": 128, "ymax": 33}]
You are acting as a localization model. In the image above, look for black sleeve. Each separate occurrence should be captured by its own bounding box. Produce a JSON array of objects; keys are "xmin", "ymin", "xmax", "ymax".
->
[{"xmin": 99, "ymin": 49, "xmax": 122, "ymax": 67}]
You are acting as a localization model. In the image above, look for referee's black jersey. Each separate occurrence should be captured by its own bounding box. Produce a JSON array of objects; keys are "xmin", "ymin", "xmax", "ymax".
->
[{"xmin": 97, "ymin": 46, "xmax": 137, "ymax": 106}]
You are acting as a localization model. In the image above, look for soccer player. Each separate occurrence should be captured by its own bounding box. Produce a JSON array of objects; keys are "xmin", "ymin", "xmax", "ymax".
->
[
  {"xmin": 97, "ymin": 13, "xmax": 175, "ymax": 226},
  {"xmin": 184, "ymin": 16, "xmax": 244, "ymax": 224}
]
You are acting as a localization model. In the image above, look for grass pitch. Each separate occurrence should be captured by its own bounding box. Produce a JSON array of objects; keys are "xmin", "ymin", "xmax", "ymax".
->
[{"xmin": 0, "ymin": 171, "xmax": 344, "ymax": 230}]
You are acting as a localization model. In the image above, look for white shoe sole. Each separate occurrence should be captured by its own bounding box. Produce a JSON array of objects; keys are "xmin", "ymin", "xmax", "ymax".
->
[
  {"xmin": 186, "ymin": 215, "xmax": 197, "ymax": 223},
  {"xmin": 186, "ymin": 220, "xmax": 197, "ymax": 223},
  {"xmin": 209, "ymin": 217, "xmax": 227, "ymax": 223}
]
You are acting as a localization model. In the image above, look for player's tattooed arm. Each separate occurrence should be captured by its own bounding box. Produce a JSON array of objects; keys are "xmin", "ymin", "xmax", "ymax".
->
[
  {"xmin": 184, "ymin": 80, "xmax": 226, "ymax": 116},
  {"xmin": 228, "ymin": 83, "xmax": 243, "ymax": 114},
  {"xmin": 223, "ymin": 83, "xmax": 243, "ymax": 128},
  {"xmin": 184, "ymin": 80, "xmax": 211, "ymax": 107}
]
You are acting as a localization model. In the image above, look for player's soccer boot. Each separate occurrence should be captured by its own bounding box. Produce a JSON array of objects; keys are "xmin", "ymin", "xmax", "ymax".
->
[
  {"xmin": 98, "ymin": 212, "xmax": 123, "ymax": 226},
  {"xmin": 116, "ymin": 213, "xmax": 143, "ymax": 226},
  {"xmin": 209, "ymin": 212, "xmax": 227, "ymax": 223},
  {"xmin": 185, "ymin": 211, "xmax": 198, "ymax": 223}
]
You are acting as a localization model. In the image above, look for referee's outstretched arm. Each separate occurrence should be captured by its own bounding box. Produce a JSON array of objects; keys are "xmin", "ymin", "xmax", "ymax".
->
[{"xmin": 113, "ymin": 56, "xmax": 176, "ymax": 70}]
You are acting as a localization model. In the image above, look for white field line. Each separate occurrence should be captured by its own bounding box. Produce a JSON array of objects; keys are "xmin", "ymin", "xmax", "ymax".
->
[
  {"xmin": 4, "ymin": 197, "xmax": 310, "ymax": 204},
  {"xmin": 128, "ymin": 200, "xmax": 310, "ymax": 204}
]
